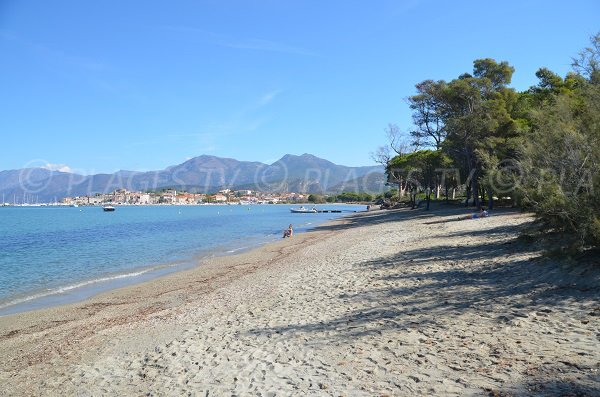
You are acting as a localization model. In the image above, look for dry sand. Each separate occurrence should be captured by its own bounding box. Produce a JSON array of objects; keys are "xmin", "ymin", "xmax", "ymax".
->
[{"xmin": 0, "ymin": 207, "xmax": 598, "ymax": 396}]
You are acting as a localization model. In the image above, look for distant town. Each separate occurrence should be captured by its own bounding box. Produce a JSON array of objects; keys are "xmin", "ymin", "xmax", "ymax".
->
[
  {"xmin": 58, "ymin": 188, "xmax": 313, "ymax": 206},
  {"xmin": 0, "ymin": 189, "xmax": 298, "ymax": 207},
  {"xmin": 0, "ymin": 189, "xmax": 288, "ymax": 206},
  {"xmin": 1, "ymin": 188, "xmax": 377, "ymax": 207}
]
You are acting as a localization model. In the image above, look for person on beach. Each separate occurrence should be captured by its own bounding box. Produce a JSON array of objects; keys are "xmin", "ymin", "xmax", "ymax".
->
[
  {"xmin": 460, "ymin": 206, "xmax": 489, "ymax": 220},
  {"xmin": 283, "ymin": 224, "xmax": 293, "ymax": 238}
]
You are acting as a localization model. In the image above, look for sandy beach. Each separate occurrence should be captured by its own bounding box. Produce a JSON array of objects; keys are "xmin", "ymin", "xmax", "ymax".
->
[{"xmin": 0, "ymin": 207, "xmax": 598, "ymax": 396}]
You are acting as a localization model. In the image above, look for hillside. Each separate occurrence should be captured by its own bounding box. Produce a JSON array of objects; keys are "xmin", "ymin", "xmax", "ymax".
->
[{"xmin": 0, "ymin": 154, "xmax": 384, "ymax": 202}]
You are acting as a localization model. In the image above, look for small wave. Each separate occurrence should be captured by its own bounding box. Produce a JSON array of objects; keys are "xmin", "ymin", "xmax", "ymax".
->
[
  {"xmin": 225, "ymin": 246, "xmax": 249, "ymax": 254},
  {"xmin": 0, "ymin": 265, "xmax": 175, "ymax": 311}
]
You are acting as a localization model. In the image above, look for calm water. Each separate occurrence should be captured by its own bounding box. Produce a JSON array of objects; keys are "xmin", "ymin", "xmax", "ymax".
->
[{"xmin": 0, "ymin": 204, "xmax": 361, "ymax": 315}]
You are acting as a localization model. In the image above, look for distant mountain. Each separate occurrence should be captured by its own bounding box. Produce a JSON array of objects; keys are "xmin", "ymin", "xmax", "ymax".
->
[
  {"xmin": 0, "ymin": 154, "xmax": 384, "ymax": 202},
  {"xmin": 329, "ymin": 172, "xmax": 388, "ymax": 194},
  {"xmin": 254, "ymin": 154, "xmax": 382, "ymax": 194},
  {"xmin": 0, "ymin": 168, "xmax": 85, "ymax": 203}
]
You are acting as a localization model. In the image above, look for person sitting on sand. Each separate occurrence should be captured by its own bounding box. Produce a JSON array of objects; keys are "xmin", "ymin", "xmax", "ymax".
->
[
  {"xmin": 460, "ymin": 206, "xmax": 489, "ymax": 220},
  {"xmin": 283, "ymin": 224, "xmax": 293, "ymax": 238}
]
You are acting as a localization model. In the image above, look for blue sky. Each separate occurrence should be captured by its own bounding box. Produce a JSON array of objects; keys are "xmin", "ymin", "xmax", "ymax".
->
[{"xmin": 1, "ymin": 1, "xmax": 599, "ymax": 174}]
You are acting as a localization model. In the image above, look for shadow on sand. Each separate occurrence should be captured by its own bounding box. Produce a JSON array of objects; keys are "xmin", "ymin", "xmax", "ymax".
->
[{"xmin": 252, "ymin": 207, "xmax": 600, "ymax": 396}]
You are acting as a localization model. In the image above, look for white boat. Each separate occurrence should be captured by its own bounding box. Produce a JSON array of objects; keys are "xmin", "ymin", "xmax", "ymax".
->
[
  {"xmin": 103, "ymin": 205, "xmax": 115, "ymax": 212},
  {"xmin": 290, "ymin": 206, "xmax": 317, "ymax": 213}
]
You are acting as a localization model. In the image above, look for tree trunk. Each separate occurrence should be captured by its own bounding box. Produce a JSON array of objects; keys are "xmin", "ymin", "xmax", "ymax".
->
[
  {"xmin": 465, "ymin": 184, "xmax": 471, "ymax": 207},
  {"xmin": 398, "ymin": 176, "xmax": 405, "ymax": 198},
  {"xmin": 472, "ymin": 176, "xmax": 479, "ymax": 208},
  {"xmin": 487, "ymin": 187, "xmax": 494, "ymax": 210},
  {"xmin": 426, "ymin": 187, "xmax": 431, "ymax": 210}
]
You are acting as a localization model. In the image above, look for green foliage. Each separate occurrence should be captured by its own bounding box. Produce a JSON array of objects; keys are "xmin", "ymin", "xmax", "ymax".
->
[
  {"xmin": 376, "ymin": 190, "xmax": 397, "ymax": 200},
  {"xmin": 337, "ymin": 192, "xmax": 359, "ymax": 202},
  {"xmin": 387, "ymin": 149, "xmax": 453, "ymax": 209},
  {"xmin": 384, "ymin": 190, "xmax": 396, "ymax": 199},
  {"xmin": 380, "ymin": 32, "xmax": 600, "ymax": 250},
  {"xmin": 408, "ymin": 80, "xmax": 447, "ymax": 149},
  {"xmin": 307, "ymin": 194, "xmax": 326, "ymax": 204},
  {"xmin": 332, "ymin": 192, "xmax": 373, "ymax": 202},
  {"xmin": 473, "ymin": 58, "xmax": 514, "ymax": 89},
  {"xmin": 438, "ymin": 58, "xmax": 525, "ymax": 207},
  {"xmin": 518, "ymin": 68, "xmax": 600, "ymax": 249},
  {"xmin": 388, "ymin": 150, "xmax": 451, "ymax": 189}
]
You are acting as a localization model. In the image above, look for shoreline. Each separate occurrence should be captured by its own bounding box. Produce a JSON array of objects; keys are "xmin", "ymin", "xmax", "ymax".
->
[
  {"xmin": 0, "ymin": 209, "xmax": 358, "ymax": 388},
  {"xmin": 0, "ymin": 205, "xmax": 361, "ymax": 317},
  {"xmin": 0, "ymin": 206, "xmax": 356, "ymax": 317},
  {"xmin": 1, "ymin": 207, "xmax": 598, "ymax": 396}
]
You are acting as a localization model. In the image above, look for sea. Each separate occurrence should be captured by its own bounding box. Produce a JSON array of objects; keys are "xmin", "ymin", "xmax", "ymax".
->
[{"xmin": 0, "ymin": 204, "xmax": 362, "ymax": 316}]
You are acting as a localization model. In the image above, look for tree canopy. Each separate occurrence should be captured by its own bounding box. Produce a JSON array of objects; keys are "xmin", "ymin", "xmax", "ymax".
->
[{"xmin": 381, "ymin": 32, "xmax": 600, "ymax": 251}]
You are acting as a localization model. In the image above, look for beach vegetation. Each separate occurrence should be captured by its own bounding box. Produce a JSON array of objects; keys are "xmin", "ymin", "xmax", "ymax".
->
[
  {"xmin": 334, "ymin": 192, "xmax": 373, "ymax": 203},
  {"xmin": 307, "ymin": 194, "xmax": 325, "ymax": 203},
  {"xmin": 381, "ymin": 32, "xmax": 600, "ymax": 251},
  {"xmin": 323, "ymin": 192, "xmax": 374, "ymax": 203},
  {"xmin": 387, "ymin": 150, "xmax": 452, "ymax": 210},
  {"xmin": 518, "ymin": 33, "xmax": 600, "ymax": 250},
  {"xmin": 375, "ymin": 189, "xmax": 397, "ymax": 200}
]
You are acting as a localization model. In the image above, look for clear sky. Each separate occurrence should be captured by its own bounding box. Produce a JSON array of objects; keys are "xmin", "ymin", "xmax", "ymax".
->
[{"xmin": 1, "ymin": 1, "xmax": 599, "ymax": 174}]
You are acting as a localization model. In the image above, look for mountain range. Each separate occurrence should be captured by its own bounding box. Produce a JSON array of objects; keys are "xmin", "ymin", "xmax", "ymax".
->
[{"xmin": 0, "ymin": 154, "xmax": 385, "ymax": 202}]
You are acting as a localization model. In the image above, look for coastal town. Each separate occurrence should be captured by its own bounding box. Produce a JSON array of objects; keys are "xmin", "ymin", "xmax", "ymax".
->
[
  {"xmin": 1, "ymin": 188, "xmax": 376, "ymax": 207},
  {"xmin": 59, "ymin": 188, "xmax": 310, "ymax": 206}
]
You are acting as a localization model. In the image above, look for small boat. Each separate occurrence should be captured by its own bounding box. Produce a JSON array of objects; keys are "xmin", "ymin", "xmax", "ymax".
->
[
  {"xmin": 103, "ymin": 205, "xmax": 115, "ymax": 212},
  {"xmin": 290, "ymin": 206, "xmax": 317, "ymax": 213}
]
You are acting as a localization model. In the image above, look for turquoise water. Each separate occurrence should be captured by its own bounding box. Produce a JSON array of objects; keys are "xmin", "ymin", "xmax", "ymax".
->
[{"xmin": 0, "ymin": 204, "xmax": 361, "ymax": 315}]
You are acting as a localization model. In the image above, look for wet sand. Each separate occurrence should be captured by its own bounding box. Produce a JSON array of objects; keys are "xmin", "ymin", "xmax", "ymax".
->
[{"xmin": 0, "ymin": 207, "xmax": 598, "ymax": 396}]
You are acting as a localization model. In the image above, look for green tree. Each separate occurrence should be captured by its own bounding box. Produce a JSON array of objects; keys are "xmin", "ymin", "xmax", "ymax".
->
[
  {"xmin": 308, "ymin": 194, "xmax": 325, "ymax": 204},
  {"xmin": 518, "ymin": 36, "xmax": 600, "ymax": 249},
  {"xmin": 408, "ymin": 80, "xmax": 446, "ymax": 149},
  {"xmin": 383, "ymin": 190, "xmax": 396, "ymax": 199},
  {"xmin": 336, "ymin": 192, "xmax": 360, "ymax": 202},
  {"xmin": 360, "ymin": 193, "xmax": 374, "ymax": 202},
  {"xmin": 440, "ymin": 58, "xmax": 522, "ymax": 208},
  {"xmin": 387, "ymin": 150, "xmax": 451, "ymax": 210}
]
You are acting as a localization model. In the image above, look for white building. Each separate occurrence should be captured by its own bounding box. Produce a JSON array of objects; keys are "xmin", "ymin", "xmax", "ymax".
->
[
  {"xmin": 139, "ymin": 194, "xmax": 151, "ymax": 204},
  {"xmin": 213, "ymin": 194, "xmax": 228, "ymax": 202}
]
